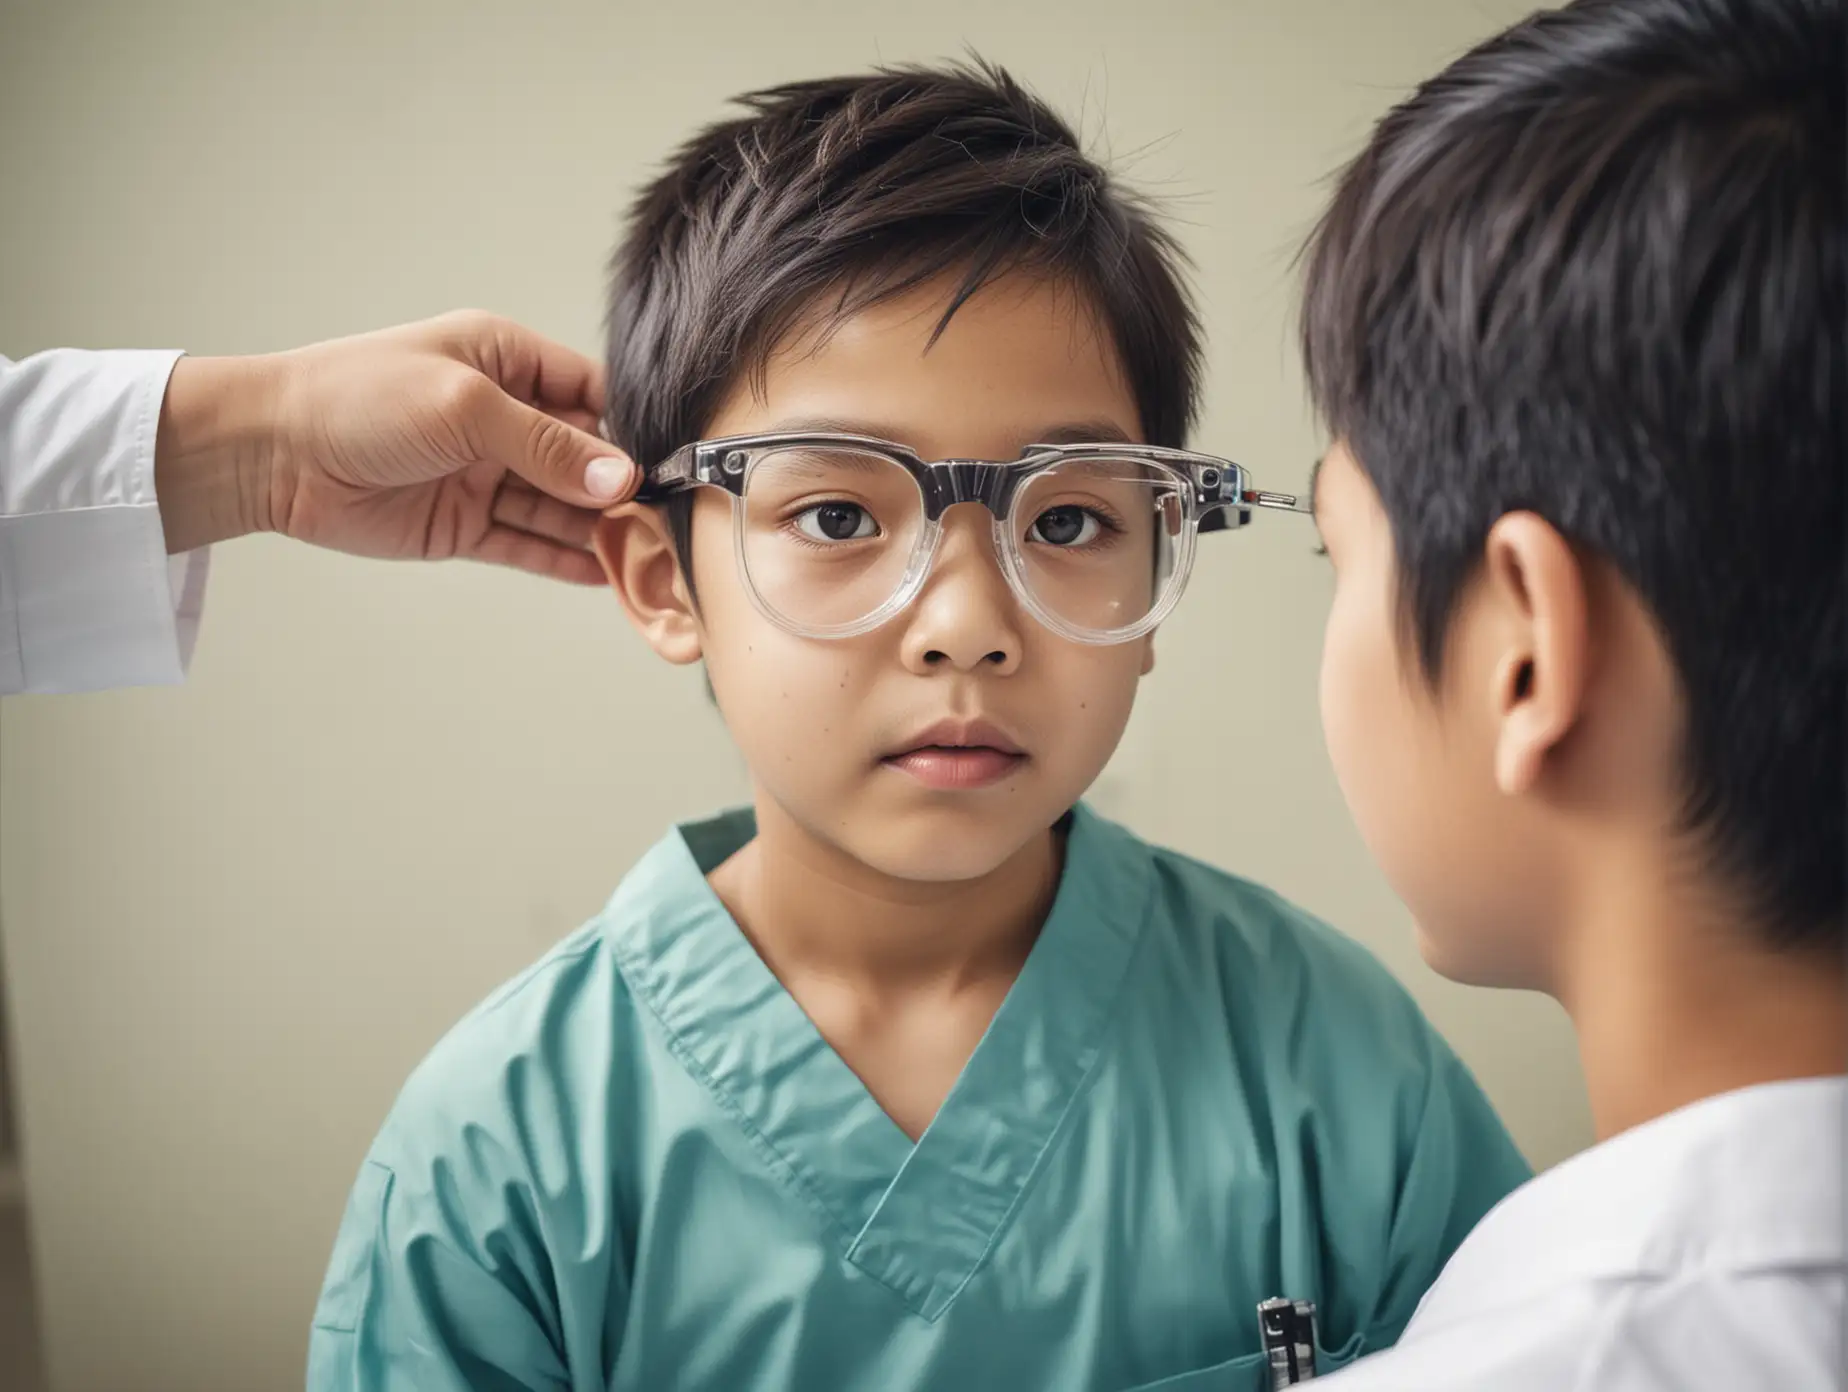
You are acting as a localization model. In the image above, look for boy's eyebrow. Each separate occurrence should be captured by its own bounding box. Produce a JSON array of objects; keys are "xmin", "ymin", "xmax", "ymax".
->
[
  {"xmin": 755, "ymin": 416, "xmax": 1138, "ymax": 451},
  {"xmin": 1030, "ymin": 420, "xmax": 1139, "ymax": 447}
]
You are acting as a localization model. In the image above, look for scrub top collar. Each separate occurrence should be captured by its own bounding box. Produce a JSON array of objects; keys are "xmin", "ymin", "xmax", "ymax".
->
[{"xmin": 601, "ymin": 801, "xmax": 1155, "ymax": 1321}]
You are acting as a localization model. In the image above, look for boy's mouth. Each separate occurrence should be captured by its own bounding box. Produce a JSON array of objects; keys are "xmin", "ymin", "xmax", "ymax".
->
[{"xmin": 880, "ymin": 719, "xmax": 1027, "ymax": 791}]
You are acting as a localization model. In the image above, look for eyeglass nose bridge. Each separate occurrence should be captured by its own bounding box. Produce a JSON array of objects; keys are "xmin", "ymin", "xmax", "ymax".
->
[{"xmin": 916, "ymin": 461, "xmax": 1016, "ymax": 522}]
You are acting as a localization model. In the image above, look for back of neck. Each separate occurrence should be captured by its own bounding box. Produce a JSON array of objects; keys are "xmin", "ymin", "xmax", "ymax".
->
[{"xmin": 1559, "ymin": 879, "xmax": 1846, "ymax": 1142}]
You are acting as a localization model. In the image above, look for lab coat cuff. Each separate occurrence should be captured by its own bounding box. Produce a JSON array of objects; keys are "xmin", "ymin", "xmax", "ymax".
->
[{"xmin": 0, "ymin": 349, "xmax": 208, "ymax": 693}]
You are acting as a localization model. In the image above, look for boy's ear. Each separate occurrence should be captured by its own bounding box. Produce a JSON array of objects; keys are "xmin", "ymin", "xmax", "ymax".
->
[
  {"xmin": 593, "ymin": 505, "xmax": 703, "ymax": 666},
  {"xmin": 1480, "ymin": 511, "xmax": 1590, "ymax": 795}
]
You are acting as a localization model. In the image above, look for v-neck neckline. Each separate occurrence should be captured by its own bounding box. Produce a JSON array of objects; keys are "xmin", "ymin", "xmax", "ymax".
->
[{"xmin": 603, "ymin": 802, "xmax": 1154, "ymax": 1320}]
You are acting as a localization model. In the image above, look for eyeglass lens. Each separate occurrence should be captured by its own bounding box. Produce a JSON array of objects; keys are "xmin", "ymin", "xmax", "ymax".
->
[{"xmin": 735, "ymin": 445, "xmax": 1186, "ymax": 639}]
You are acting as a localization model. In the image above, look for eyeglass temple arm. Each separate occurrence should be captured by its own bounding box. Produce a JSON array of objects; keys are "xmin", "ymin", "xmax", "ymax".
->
[
  {"xmin": 1242, "ymin": 488, "xmax": 1313, "ymax": 515},
  {"xmin": 1200, "ymin": 486, "xmax": 1314, "ymax": 533},
  {"xmin": 636, "ymin": 445, "xmax": 699, "ymax": 501}
]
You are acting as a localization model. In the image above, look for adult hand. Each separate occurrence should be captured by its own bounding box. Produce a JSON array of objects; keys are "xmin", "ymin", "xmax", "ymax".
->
[{"xmin": 154, "ymin": 310, "xmax": 637, "ymax": 584}]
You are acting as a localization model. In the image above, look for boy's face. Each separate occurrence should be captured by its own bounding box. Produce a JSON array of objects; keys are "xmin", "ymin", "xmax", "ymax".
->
[
  {"xmin": 600, "ymin": 273, "xmax": 1153, "ymax": 883},
  {"xmin": 1314, "ymin": 445, "xmax": 1559, "ymax": 988}
]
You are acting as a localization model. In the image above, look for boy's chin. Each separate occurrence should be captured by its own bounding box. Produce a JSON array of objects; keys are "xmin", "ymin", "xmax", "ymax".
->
[
  {"xmin": 1413, "ymin": 918, "xmax": 1546, "ymax": 992},
  {"xmin": 829, "ymin": 805, "xmax": 1058, "ymax": 885}
]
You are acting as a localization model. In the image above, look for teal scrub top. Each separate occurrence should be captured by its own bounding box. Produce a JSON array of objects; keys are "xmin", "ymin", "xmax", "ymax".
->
[{"xmin": 308, "ymin": 805, "xmax": 1530, "ymax": 1391}]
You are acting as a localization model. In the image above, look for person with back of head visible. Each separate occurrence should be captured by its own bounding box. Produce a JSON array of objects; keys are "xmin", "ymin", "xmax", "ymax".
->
[{"xmin": 1299, "ymin": 1, "xmax": 1845, "ymax": 1386}]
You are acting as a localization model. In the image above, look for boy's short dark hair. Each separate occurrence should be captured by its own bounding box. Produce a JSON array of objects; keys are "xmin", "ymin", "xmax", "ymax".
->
[
  {"xmin": 1300, "ymin": 0, "xmax": 1844, "ymax": 949},
  {"xmin": 604, "ymin": 59, "xmax": 1201, "ymax": 586}
]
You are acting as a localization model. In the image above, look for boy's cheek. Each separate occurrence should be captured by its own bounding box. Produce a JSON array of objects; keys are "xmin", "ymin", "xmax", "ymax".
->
[
  {"xmin": 1317, "ymin": 597, "xmax": 1380, "ymax": 819},
  {"xmin": 1319, "ymin": 598, "xmax": 1545, "ymax": 987},
  {"xmin": 1318, "ymin": 594, "xmax": 1434, "ymax": 894}
]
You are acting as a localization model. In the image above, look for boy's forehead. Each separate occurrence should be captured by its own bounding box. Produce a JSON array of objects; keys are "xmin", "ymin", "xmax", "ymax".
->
[
  {"xmin": 703, "ymin": 273, "xmax": 1144, "ymax": 454},
  {"xmin": 717, "ymin": 413, "xmax": 1139, "ymax": 454}
]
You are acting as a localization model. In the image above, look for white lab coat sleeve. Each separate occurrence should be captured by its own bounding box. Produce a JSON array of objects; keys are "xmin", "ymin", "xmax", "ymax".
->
[{"xmin": 0, "ymin": 348, "xmax": 211, "ymax": 694}]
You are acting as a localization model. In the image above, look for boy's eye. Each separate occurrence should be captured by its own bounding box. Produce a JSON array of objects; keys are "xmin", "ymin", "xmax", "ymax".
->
[
  {"xmin": 1027, "ymin": 505, "xmax": 1101, "ymax": 547},
  {"xmin": 794, "ymin": 502, "xmax": 879, "ymax": 543}
]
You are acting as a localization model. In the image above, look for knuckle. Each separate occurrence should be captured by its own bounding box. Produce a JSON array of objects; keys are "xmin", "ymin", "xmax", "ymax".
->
[
  {"xmin": 529, "ymin": 414, "xmax": 576, "ymax": 471},
  {"xmin": 429, "ymin": 371, "xmax": 497, "ymax": 458},
  {"xmin": 426, "ymin": 308, "xmax": 505, "ymax": 366},
  {"xmin": 438, "ymin": 307, "xmax": 493, "ymax": 335},
  {"xmin": 435, "ymin": 366, "xmax": 491, "ymax": 419}
]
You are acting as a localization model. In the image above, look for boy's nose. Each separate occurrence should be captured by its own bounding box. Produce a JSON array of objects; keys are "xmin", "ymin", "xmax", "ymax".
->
[{"xmin": 898, "ymin": 508, "xmax": 1024, "ymax": 676}]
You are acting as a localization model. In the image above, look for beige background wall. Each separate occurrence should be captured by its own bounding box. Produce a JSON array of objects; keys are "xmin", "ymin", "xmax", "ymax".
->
[{"xmin": 0, "ymin": 2, "xmax": 1588, "ymax": 1388}]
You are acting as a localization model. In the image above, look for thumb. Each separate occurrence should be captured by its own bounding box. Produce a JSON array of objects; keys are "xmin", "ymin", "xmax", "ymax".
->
[{"xmin": 477, "ymin": 388, "xmax": 638, "ymax": 507}]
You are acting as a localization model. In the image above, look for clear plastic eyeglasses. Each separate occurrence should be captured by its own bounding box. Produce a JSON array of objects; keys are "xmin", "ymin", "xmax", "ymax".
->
[{"xmin": 640, "ymin": 431, "xmax": 1312, "ymax": 646}]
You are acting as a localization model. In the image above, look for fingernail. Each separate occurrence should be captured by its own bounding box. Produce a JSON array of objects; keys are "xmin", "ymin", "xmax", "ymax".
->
[{"xmin": 585, "ymin": 456, "xmax": 634, "ymax": 501}]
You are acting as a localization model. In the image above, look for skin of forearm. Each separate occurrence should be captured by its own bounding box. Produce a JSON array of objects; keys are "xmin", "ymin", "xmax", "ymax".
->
[{"xmin": 153, "ymin": 355, "xmax": 283, "ymax": 553}]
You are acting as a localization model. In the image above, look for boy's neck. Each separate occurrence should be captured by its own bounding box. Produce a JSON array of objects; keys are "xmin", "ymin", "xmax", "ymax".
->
[
  {"xmin": 1558, "ymin": 869, "xmax": 1846, "ymax": 1144},
  {"xmin": 709, "ymin": 795, "xmax": 1062, "ymax": 996}
]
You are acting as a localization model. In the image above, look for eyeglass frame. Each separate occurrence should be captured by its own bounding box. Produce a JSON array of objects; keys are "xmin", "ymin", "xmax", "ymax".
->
[{"xmin": 637, "ymin": 430, "xmax": 1312, "ymax": 646}]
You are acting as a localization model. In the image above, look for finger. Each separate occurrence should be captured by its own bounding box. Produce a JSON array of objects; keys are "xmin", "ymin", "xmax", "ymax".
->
[
  {"xmin": 490, "ymin": 479, "xmax": 598, "ymax": 551},
  {"xmin": 446, "ymin": 313, "xmax": 607, "ymax": 416},
  {"xmin": 474, "ymin": 389, "xmax": 638, "ymax": 509},
  {"xmin": 542, "ymin": 405, "xmax": 605, "ymax": 438},
  {"xmin": 474, "ymin": 525, "xmax": 608, "ymax": 586},
  {"xmin": 519, "ymin": 333, "xmax": 606, "ymax": 415}
]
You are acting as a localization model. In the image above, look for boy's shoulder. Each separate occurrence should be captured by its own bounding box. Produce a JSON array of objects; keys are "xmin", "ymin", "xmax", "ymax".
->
[
  {"xmin": 1095, "ymin": 810, "xmax": 1445, "ymax": 1048},
  {"xmin": 368, "ymin": 915, "xmax": 635, "ymax": 1162},
  {"xmin": 366, "ymin": 822, "xmax": 716, "ymax": 1166},
  {"xmin": 366, "ymin": 809, "xmax": 765, "ymax": 1165},
  {"xmin": 1104, "ymin": 810, "xmax": 1533, "ymax": 1191}
]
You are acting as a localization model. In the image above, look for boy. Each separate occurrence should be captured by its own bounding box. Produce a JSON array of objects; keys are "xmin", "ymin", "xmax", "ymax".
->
[
  {"xmin": 308, "ymin": 64, "xmax": 1529, "ymax": 1390},
  {"xmin": 1296, "ymin": 1, "xmax": 1845, "ymax": 1387}
]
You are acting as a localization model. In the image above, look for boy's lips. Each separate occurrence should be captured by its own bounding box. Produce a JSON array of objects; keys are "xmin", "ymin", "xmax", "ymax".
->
[{"xmin": 880, "ymin": 718, "xmax": 1028, "ymax": 791}]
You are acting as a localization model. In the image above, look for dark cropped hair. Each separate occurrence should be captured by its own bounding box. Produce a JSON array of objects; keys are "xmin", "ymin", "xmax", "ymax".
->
[
  {"xmin": 604, "ymin": 59, "xmax": 1201, "ymax": 585},
  {"xmin": 1301, "ymin": 0, "xmax": 1844, "ymax": 949}
]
